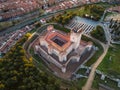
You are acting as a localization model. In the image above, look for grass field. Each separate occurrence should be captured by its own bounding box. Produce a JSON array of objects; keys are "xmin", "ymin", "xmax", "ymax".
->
[{"xmin": 98, "ymin": 44, "xmax": 120, "ymax": 78}]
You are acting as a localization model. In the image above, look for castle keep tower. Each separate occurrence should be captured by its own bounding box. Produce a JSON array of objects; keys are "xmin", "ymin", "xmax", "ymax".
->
[{"xmin": 70, "ymin": 29, "xmax": 83, "ymax": 49}]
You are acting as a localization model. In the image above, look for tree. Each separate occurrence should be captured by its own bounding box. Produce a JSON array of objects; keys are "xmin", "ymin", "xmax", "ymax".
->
[
  {"xmin": 0, "ymin": 35, "xmax": 60, "ymax": 90},
  {"xmin": 91, "ymin": 26, "xmax": 106, "ymax": 42}
]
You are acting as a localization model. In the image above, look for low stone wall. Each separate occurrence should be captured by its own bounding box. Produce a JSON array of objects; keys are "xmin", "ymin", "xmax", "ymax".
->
[{"xmin": 37, "ymin": 46, "xmax": 62, "ymax": 69}]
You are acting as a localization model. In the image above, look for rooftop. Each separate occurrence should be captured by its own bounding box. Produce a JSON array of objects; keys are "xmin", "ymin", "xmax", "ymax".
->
[{"xmin": 45, "ymin": 30, "xmax": 72, "ymax": 52}]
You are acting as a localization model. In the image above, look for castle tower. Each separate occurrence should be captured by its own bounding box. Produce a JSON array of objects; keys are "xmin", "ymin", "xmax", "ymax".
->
[
  {"xmin": 70, "ymin": 29, "xmax": 83, "ymax": 49},
  {"xmin": 61, "ymin": 65, "xmax": 66, "ymax": 73},
  {"xmin": 47, "ymin": 25, "xmax": 54, "ymax": 32}
]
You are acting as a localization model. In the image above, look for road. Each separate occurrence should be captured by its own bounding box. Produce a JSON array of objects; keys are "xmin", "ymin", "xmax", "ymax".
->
[
  {"xmin": 0, "ymin": 12, "xmax": 61, "ymax": 35},
  {"xmin": 0, "ymin": 6, "xmax": 81, "ymax": 36}
]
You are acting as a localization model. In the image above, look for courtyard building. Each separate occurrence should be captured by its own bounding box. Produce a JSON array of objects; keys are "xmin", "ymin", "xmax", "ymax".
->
[{"xmin": 34, "ymin": 25, "xmax": 94, "ymax": 73}]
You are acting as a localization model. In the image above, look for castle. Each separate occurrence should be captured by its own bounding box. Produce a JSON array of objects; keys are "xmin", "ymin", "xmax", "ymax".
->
[{"xmin": 34, "ymin": 25, "xmax": 93, "ymax": 73}]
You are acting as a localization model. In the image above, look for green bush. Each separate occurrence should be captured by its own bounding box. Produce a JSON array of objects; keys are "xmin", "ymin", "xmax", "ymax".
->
[
  {"xmin": 91, "ymin": 26, "xmax": 106, "ymax": 42},
  {"xmin": 0, "ymin": 34, "xmax": 60, "ymax": 90}
]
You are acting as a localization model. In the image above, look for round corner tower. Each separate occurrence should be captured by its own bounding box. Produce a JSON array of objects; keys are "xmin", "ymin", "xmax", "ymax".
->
[{"xmin": 47, "ymin": 25, "xmax": 54, "ymax": 32}]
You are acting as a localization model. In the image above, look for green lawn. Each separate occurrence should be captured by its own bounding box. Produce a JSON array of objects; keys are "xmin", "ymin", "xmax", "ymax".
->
[{"xmin": 98, "ymin": 45, "xmax": 120, "ymax": 78}]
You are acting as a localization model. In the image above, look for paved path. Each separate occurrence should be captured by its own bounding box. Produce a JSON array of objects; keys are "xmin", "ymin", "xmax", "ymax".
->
[{"xmin": 82, "ymin": 35, "xmax": 109, "ymax": 90}]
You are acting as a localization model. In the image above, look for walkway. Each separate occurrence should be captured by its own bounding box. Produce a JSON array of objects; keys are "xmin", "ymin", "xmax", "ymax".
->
[{"xmin": 82, "ymin": 34, "xmax": 109, "ymax": 90}]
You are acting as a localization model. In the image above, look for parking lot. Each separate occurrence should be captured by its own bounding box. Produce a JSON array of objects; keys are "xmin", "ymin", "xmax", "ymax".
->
[{"xmin": 66, "ymin": 16, "xmax": 99, "ymax": 34}]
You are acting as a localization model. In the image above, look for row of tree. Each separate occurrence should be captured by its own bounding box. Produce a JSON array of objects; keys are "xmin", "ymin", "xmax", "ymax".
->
[
  {"xmin": 50, "ymin": 4, "xmax": 105, "ymax": 25},
  {"xmin": 0, "ymin": 33, "xmax": 60, "ymax": 90},
  {"xmin": 91, "ymin": 26, "xmax": 106, "ymax": 42},
  {"xmin": 109, "ymin": 19, "xmax": 120, "ymax": 41},
  {"xmin": 51, "ymin": 12, "xmax": 76, "ymax": 25}
]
